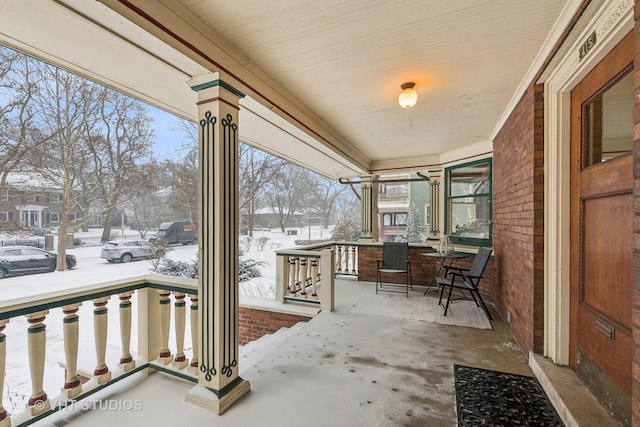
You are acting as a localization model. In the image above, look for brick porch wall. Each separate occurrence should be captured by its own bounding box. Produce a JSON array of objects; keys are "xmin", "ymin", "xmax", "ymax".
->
[
  {"xmin": 632, "ymin": 2, "xmax": 640, "ymax": 425},
  {"xmin": 492, "ymin": 84, "xmax": 545, "ymax": 355},
  {"xmin": 356, "ymin": 244, "xmax": 495, "ymax": 302},
  {"xmin": 238, "ymin": 306, "xmax": 313, "ymax": 345}
]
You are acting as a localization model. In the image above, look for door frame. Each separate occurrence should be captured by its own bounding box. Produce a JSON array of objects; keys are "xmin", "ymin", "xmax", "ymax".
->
[{"xmin": 542, "ymin": 0, "xmax": 633, "ymax": 365}]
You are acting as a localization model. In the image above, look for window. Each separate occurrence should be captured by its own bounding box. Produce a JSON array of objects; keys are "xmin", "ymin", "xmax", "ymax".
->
[
  {"xmin": 49, "ymin": 213, "xmax": 60, "ymax": 223},
  {"xmin": 379, "ymin": 183, "xmax": 409, "ymax": 201},
  {"xmin": 0, "ymin": 212, "xmax": 8, "ymax": 222},
  {"xmin": 424, "ymin": 204, "xmax": 430, "ymax": 230},
  {"xmin": 49, "ymin": 193, "xmax": 62, "ymax": 203},
  {"xmin": 68, "ymin": 213, "xmax": 78, "ymax": 221},
  {"xmin": 585, "ymin": 71, "xmax": 633, "ymax": 166},
  {"xmin": 382, "ymin": 212, "xmax": 408, "ymax": 227},
  {"xmin": 26, "ymin": 192, "xmax": 38, "ymax": 203},
  {"xmin": 445, "ymin": 158, "xmax": 492, "ymax": 246}
]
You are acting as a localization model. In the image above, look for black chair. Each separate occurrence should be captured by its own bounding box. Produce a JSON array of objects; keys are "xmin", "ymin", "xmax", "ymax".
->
[
  {"xmin": 436, "ymin": 247, "xmax": 492, "ymax": 320},
  {"xmin": 376, "ymin": 242, "xmax": 412, "ymax": 297}
]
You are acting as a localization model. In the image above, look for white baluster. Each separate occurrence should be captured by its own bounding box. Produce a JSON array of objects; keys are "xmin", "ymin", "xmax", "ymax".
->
[
  {"xmin": 288, "ymin": 257, "xmax": 297, "ymax": 294},
  {"xmin": 294, "ymin": 257, "xmax": 301, "ymax": 291},
  {"xmin": 26, "ymin": 311, "xmax": 50, "ymax": 415},
  {"xmin": 119, "ymin": 292, "xmax": 135, "ymax": 372},
  {"xmin": 311, "ymin": 258, "xmax": 318, "ymax": 298},
  {"xmin": 93, "ymin": 297, "xmax": 112, "ymax": 384},
  {"xmin": 173, "ymin": 292, "xmax": 188, "ymax": 369},
  {"xmin": 62, "ymin": 303, "xmax": 82, "ymax": 398},
  {"xmin": 351, "ymin": 245, "xmax": 357, "ymax": 274},
  {"xmin": 299, "ymin": 258, "xmax": 308, "ymax": 297},
  {"xmin": 189, "ymin": 294, "xmax": 199, "ymax": 374},
  {"xmin": 158, "ymin": 290, "xmax": 172, "ymax": 364},
  {"xmin": 0, "ymin": 319, "xmax": 10, "ymax": 427},
  {"xmin": 344, "ymin": 245, "xmax": 351, "ymax": 272}
]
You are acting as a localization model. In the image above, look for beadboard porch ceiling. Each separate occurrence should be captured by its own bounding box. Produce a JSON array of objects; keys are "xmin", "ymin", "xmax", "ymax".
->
[{"xmin": 0, "ymin": 0, "xmax": 576, "ymax": 178}]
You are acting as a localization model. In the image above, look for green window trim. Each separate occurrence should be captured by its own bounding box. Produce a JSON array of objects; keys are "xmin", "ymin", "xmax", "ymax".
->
[{"xmin": 444, "ymin": 158, "xmax": 492, "ymax": 247}]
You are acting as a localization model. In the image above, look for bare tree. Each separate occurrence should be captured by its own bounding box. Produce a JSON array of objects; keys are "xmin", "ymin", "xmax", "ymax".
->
[
  {"xmin": 239, "ymin": 144, "xmax": 285, "ymax": 236},
  {"xmin": 334, "ymin": 191, "xmax": 360, "ymax": 222},
  {"xmin": 88, "ymin": 90, "xmax": 154, "ymax": 242},
  {"xmin": 162, "ymin": 150, "xmax": 198, "ymax": 223},
  {"xmin": 28, "ymin": 65, "xmax": 103, "ymax": 270},
  {"xmin": 267, "ymin": 163, "xmax": 310, "ymax": 233},
  {"xmin": 0, "ymin": 47, "xmax": 56, "ymax": 233},
  {"xmin": 128, "ymin": 161, "xmax": 170, "ymax": 237},
  {"xmin": 307, "ymin": 175, "xmax": 346, "ymax": 228}
]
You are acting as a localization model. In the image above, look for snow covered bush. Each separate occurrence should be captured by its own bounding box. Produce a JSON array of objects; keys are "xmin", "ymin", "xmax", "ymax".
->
[
  {"xmin": 155, "ymin": 251, "xmax": 265, "ymax": 282},
  {"xmin": 155, "ymin": 257, "xmax": 198, "ymax": 278},
  {"xmin": 330, "ymin": 219, "xmax": 360, "ymax": 241},
  {"xmin": 239, "ymin": 258, "xmax": 266, "ymax": 282},
  {"xmin": 255, "ymin": 236, "xmax": 270, "ymax": 251}
]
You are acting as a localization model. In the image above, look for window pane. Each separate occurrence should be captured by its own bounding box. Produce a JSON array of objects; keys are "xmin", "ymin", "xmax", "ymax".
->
[
  {"xmin": 449, "ymin": 162, "xmax": 490, "ymax": 197},
  {"xmin": 449, "ymin": 196, "xmax": 491, "ymax": 240},
  {"xmin": 395, "ymin": 213, "xmax": 407, "ymax": 225},
  {"xmin": 586, "ymin": 71, "xmax": 633, "ymax": 166}
]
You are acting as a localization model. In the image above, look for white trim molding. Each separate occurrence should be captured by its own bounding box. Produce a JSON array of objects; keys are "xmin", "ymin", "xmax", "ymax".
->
[{"xmin": 542, "ymin": 0, "xmax": 633, "ymax": 365}]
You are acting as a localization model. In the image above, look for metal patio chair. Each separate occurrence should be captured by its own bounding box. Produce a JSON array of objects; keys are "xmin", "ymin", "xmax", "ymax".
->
[
  {"xmin": 436, "ymin": 246, "xmax": 493, "ymax": 320},
  {"xmin": 376, "ymin": 242, "xmax": 412, "ymax": 297}
]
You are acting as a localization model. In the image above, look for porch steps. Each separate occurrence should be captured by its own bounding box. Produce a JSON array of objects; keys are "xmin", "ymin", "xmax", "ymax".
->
[{"xmin": 239, "ymin": 321, "xmax": 308, "ymax": 374}]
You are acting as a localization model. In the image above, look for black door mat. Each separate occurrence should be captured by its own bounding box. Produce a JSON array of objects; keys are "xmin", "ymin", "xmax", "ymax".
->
[{"xmin": 454, "ymin": 364, "xmax": 564, "ymax": 426}]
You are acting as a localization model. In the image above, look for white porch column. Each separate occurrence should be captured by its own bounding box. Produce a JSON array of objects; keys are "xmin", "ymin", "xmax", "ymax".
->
[
  {"xmin": 358, "ymin": 175, "xmax": 378, "ymax": 242},
  {"xmin": 428, "ymin": 170, "xmax": 443, "ymax": 239},
  {"xmin": 185, "ymin": 73, "xmax": 250, "ymax": 414}
]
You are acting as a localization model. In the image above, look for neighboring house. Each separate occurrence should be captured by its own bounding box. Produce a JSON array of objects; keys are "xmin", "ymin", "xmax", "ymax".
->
[
  {"xmin": 377, "ymin": 173, "xmax": 430, "ymax": 242},
  {"xmin": 0, "ymin": 172, "xmax": 81, "ymax": 229},
  {"xmin": 242, "ymin": 207, "xmax": 306, "ymax": 231}
]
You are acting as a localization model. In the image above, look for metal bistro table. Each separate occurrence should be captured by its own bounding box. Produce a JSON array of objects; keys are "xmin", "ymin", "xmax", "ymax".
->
[{"xmin": 421, "ymin": 251, "xmax": 472, "ymax": 295}]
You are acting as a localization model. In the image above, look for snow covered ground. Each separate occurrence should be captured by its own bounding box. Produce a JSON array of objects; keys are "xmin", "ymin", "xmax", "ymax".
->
[{"xmin": 0, "ymin": 225, "xmax": 331, "ymax": 416}]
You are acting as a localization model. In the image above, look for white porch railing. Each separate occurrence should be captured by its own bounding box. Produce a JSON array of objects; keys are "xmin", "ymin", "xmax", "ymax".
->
[
  {"xmin": 275, "ymin": 245, "xmax": 335, "ymax": 311},
  {"xmin": 334, "ymin": 243, "xmax": 358, "ymax": 277},
  {"xmin": 0, "ymin": 275, "xmax": 198, "ymax": 427},
  {"xmin": 274, "ymin": 241, "xmax": 361, "ymax": 311}
]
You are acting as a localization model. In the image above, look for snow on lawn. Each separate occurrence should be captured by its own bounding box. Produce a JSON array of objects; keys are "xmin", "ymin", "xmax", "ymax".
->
[{"xmin": 1, "ymin": 225, "xmax": 332, "ymax": 415}]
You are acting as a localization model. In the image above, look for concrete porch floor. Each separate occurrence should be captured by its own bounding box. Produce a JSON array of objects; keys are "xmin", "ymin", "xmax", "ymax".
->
[{"xmin": 43, "ymin": 279, "xmax": 619, "ymax": 427}]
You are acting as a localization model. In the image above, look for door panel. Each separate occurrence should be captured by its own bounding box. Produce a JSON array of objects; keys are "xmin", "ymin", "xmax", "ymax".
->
[
  {"xmin": 570, "ymin": 32, "xmax": 633, "ymax": 397},
  {"xmin": 582, "ymin": 193, "xmax": 632, "ymax": 328}
]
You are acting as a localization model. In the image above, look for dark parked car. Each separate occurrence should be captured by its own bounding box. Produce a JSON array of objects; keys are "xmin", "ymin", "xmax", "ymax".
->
[
  {"xmin": 0, "ymin": 246, "xmax": 77, "ymax": 279},
  {"xmin": 100, "ymin": 240, "xmax": 164, "ymax": 263}
]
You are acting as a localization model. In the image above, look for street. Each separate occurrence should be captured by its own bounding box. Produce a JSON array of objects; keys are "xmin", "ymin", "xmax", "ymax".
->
[{"xmin": 0, "ymin": 243, "xmax": 199, "ymax": 302}]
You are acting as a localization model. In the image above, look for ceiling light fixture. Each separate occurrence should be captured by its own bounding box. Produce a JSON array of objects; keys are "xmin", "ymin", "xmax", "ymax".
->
[{"xmin": 398, "ymin": 82, "xmax": 418, "ymax": 109}]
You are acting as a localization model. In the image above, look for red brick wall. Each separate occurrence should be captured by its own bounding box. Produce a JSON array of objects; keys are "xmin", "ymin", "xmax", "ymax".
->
[
  {"xmin": 358, "ymin": 245, "xmax": 437, "ymax": 287},
  {"xmin": 632, "ymin": 2, "xmax": 640, "ymax": 425},
  {"xmin": 357, "ymin": 244, "xmax": 495, "ymax": 301},
  {"xmin": 238, "ymin": 306, "xmax": 312, "ymax": 345},
  {"xmin": 492, "ymin": 84, "xmax": 545, "ymax": 355}
]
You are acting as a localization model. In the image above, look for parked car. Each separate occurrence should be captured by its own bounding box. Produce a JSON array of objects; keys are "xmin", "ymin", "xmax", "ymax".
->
[
  {"xmin": 149, "ymin": 221, "xmax": 197, "ymax": 245},
  {"xmin": 0, "ymin": 246, "xmax": 77, "ymax": 279},
  {"xmin": 100, "ymin": 240, "xmax": 164, "ymax": 263}
]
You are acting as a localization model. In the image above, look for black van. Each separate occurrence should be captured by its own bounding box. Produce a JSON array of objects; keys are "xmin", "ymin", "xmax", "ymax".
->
[{"xmin": 150, "ymin": 221, "xmax": 197, "ymax": 245}]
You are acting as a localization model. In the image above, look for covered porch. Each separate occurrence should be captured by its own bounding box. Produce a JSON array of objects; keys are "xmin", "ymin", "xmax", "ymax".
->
[
  {"xmin": 0, "ymin": 0, "xmax": 639, "ymax": 425},
  {"xmin": 0, "ymin": 276, "xmax": 618, "ymax": 427}
]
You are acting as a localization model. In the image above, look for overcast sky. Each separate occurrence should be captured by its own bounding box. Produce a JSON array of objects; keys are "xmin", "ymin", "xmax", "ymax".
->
[{"xmin": 146, "ymin": 104, "xmax": 192, "ymax": 161}]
